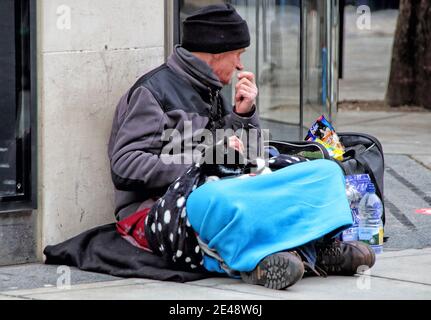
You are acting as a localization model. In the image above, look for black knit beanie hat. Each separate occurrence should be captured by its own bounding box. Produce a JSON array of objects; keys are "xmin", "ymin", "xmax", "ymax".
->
[{"xmin": 182, "ymin": 4, "xmax": 250, "ymax": 54}]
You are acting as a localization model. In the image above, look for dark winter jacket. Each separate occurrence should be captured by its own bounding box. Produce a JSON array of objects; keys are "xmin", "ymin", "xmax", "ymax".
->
[{"xmin": 108, "ymin": 46, "xmax": 261, "ymax": 220}]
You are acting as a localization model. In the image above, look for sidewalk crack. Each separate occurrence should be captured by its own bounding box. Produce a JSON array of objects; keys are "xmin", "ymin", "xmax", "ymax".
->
[{"xmin": 367, "ymin": 274, "xmax": 431, "ymax": 287}]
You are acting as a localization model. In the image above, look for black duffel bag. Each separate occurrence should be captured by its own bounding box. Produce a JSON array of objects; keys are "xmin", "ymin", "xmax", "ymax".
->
[{"xmin": 337, "ymin": 132, "xmax": 385, "ymax": 225}]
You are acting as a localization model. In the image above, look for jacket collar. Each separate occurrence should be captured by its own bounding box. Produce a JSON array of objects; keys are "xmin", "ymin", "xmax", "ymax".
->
[{"xmin": 167, "ymin": 45, "xmax": 223, "ymax": 93}]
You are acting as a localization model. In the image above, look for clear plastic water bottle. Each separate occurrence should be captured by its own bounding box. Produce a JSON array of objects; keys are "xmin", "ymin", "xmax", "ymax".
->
[
  {"xmin": 358, "ymin": 183, "xmax": 384, "ymax": 254},
  {"xmin": 342, "ymin": 182, "xmax": 362, "ymax": 241}
]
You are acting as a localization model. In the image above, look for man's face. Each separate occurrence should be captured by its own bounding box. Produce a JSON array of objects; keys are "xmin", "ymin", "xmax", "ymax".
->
[{"xmin": 212, "ymin": 48, "xmax": 246, "ymax": 85}]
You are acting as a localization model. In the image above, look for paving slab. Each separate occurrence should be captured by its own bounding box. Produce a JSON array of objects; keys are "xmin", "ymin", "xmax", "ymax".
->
[
  {"xmin": 376, "ymin": 248, "xmax": 431, "ymax": 259},
  {"xmin": 361, "ymin": 249, "xmax": 431, "ymax": 285},
  {"xmin": 336, "ymin": 111, "xmax": 431, "ymax": 156},
  {"xmin": 14, "ymin": 281, "xmax": 274, "ymax": 301},
  {"xmin": 212, "ymin": 276, "xmax": 430, "ymax": 300},
  {"xmin": 1, "ymin": 279, "xmax": 151, "ymax": 297},
  {"xmin": 5, "ymin": 272, "xmax": 430, "ymax": 301},
  {"xmin": 0, "ymin": 264, "xmax": 120, "ymax": 292},
  {"xmin": 0, "ymin": 294, "xmax": 27, "ymax": 300},
  {"xmin": 411, "ymin": 155, "xmax": 431, "ymax": 171}
]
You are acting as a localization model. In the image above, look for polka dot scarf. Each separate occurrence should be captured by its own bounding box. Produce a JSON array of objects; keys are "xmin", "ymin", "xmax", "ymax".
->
[{"xmin": 144, "ymin": 164, "xmax": 207, "ymax": 272}]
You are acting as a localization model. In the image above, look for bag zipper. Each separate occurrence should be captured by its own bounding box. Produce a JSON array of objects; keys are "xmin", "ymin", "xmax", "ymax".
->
[
  {"xmin": 268, "ymin": 140, "xmax": 331, "ymax": 159},
  {"xmin": 338, "ymin": 132, "xmax": 385, "ymax": 168},
  {"xmin": 338, "ymin": 132, "xmax": 383, "ymax": 154}
]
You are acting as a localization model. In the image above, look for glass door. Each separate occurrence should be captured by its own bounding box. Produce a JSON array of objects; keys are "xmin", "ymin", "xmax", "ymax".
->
[
  {"xmin": 301, "ymin": 0, "xmax": 327, "ymax": 136},
  {"xmin": 177, "ymin": 0, "xmax": 302, "ymax": 140},
  {"xmin": 255, "ymin": 0, "xmax": 301, "ymax": 140},
  {"xmin": 328, "ymin": 0, "xmax": 340, "ymax": 126},
  {"xmin": 301, "ymin": 0, "xmax": 339, "ymax": 137}
]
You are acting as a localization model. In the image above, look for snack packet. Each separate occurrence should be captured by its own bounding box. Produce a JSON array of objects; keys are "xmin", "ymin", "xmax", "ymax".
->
[
  {"xmin": 314, "ymin": 138, "xmax": 345, "ymax": 161},
  {"xmin": 305, "ymin": 115, "xmax": 345, "ymax": 160}
]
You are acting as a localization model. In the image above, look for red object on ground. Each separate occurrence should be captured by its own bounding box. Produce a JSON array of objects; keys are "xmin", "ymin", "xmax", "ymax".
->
[
  {"xmin": 116, "ymin": 208, "xmax": 152, "ymax": 251},
  {"xmin": 415, "ymin": 208, "xmax": 431, "ymax": 215}
]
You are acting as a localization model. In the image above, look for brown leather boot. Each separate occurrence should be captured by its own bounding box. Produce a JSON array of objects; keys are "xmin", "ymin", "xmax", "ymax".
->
[
  {"xmin": 315, "ymin": 240, "xmax": 376, "ymax": 276},
  {"xmin": 240, "ymin": 251, "xmax": 305, "ymax": 290}
]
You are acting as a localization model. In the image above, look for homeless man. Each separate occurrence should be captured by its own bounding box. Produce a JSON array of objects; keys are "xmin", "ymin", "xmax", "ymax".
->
[{"xmin": 108, "ymin": 4, "xmax": 376, "ymax": 290}]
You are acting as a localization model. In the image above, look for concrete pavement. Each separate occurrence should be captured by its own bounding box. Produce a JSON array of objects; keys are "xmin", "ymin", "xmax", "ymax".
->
[
  {"xmin": 337, "ymin": 110, "xmax": 431, "ymax": 169},
  {"xmin": 0, "ymin": 248, "xmax": 430, "ymax": 300}
]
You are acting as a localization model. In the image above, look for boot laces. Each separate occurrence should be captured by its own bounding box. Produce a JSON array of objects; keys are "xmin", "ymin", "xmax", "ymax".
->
[
  {"xmin": 317, "ymin": 241, "xmax": 343, "ymax": 273},
  {"xmin": 290, "ymin": 250, "xmax": 327, "ymax": 278},
  {"xmin": 303, "ymin": 261, "xmax": 328, "ymax": 278}
]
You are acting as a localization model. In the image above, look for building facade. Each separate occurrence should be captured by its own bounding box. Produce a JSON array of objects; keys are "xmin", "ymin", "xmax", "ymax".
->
[{"xmin": 0, "ymin": 0, "xmax": 339, "ymax": 265}]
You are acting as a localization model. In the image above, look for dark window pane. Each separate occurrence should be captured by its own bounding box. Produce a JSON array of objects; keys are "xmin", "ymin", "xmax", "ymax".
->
[
  {"xmin": 0, "ymin": 0, "xmax": 18, "ymax": 197},
  {"xmin": 0, "ymin": 0, "xmax": 34, "ymax": 209}
]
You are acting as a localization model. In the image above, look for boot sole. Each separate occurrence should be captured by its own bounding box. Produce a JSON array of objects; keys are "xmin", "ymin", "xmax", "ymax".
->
[{"xmin": 240, "ymin": 252, "xmax": 304, "ymax": 290}]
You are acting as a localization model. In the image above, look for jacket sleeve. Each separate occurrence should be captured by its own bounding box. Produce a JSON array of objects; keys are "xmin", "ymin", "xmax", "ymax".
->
[
  {"xmin": 110, "ymin": 86, "xmax": 190, "ymax": 191},
  {"xmin": 223, "ymin": 104, "xmax": 264, "ymax": 160},
  {"xmin": 223, "ymin": 105, "xmax": 261, "ymax": 132}
]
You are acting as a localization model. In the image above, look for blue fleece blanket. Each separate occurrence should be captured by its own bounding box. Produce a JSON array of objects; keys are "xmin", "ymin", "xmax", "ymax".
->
[{"xmin": 186, "ymin": 159, "xmax": 353, "ymax": 273}]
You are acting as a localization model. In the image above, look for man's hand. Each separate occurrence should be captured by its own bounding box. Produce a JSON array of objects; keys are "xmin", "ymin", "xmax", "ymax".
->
[
  {"xmin": 235, "ymin": 72, "xmax": 258, "ymax": 115},
  {"xmin": 228, "ymin": 136, "xmax": 245, "ymax": 154}
]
